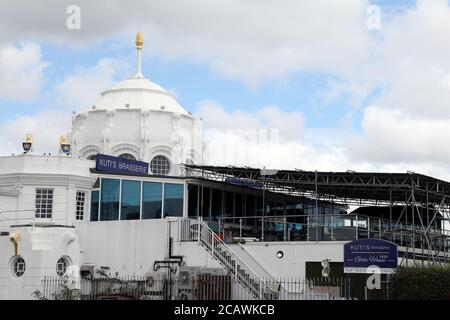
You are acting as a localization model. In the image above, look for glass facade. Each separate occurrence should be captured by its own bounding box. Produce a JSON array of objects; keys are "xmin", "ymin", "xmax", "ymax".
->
[
  {"xmin": 90, "ymin": 190, "xmax": 99, "ymax": 221},
  {"xmin": 90, "ymin": 178, "xmax": 183, "ymax": 221},
  {"xmin": 188, "ymin": 184, "xmax": 199, "ymax": 217},
  {"xmin": 164, "ymin": 183, "xmax": 184, "ymax": 217},
  {"xmin": 142, "ymin": 182, "xmax": 162, "ymax": 219},
  {"xmin": 185, "ymin": 183, "xmax": 346, "ymax": 227},
  {"xmin": 201, "ymin": 187, "xmax": 210, "ymax": 218},
  {"xmin": 121, "ymin": 180, "xmax": 141, "ymax": 220},
  {"xmin": 100, "ymin": 178, "xmax": 120, "ymax": 221},
  {"xmin": 211, "ymin": 189, "xmax": 222, "ymax": 218}
]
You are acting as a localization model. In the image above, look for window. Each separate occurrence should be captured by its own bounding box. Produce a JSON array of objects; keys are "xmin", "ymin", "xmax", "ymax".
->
[
  {"xmin": 235, "ymin": 193, "xmax": 243, "ymax": 218},
  {"xmin": 119, "ymin": 153, "xmax": 136, "ymax": 161},
  {"xmin": 87, "ymin": 154, "xmax": 97, "ymax": 161},
  {"xmin": 150, "ymin": 155, "xmax": 171, "ymax": 175},
  {"xmin": 188, "ymin": 184, "xmax": 199, "ymax": 217},
  {"xmin": 90, "ymin": 190, "xmax": 99, "ymax": 221},
  {"xmin": 211, "ymin": 189, "xmax": 223, "ymax": 218},
  {"xmin": 246, "ymin": 194, "xmax": 256, "ymax": 225},
  {"xmin": 142, "ymin": 182, "xmax": 162, "ymax": 219},
  {"xmin": 56, "ymin": 257, "xmax": 69, "ymax": 277},
  {"xmin": 12, "ymin": 256, "xmax": 26, "ymax": 277},
  {"xmin": 225, "ymin": 191, "xmax": 234, "ymax": 218},
  {"xmin": 201, "ymin": 187, "xmax": 210, "ymax": 218},
  {"xmin": 121, "ymin": 180, "xmax": 141, "ymax": 220},
  {"xmin": 75, "ymin": 191, "xmax": 86, "ymax": 220},
  {"xmin": 163, "ymin": 183, "xmax": 184, "ymax": 217},
  {"xmin": 100, "ymin": 178, "xmax": 120, "ymax": 221},
  {"xmin": 35, "ymin": 188, "xmax": 53, "ymax": 218}
]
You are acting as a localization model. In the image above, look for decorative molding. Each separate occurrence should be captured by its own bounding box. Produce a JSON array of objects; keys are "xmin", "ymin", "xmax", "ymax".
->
[
  {"xmin": 79, "ymin": 145, "xmax": 100, "ymax": 159},
  {"xmin": 112, "ymin": 143, "xmax": 140, "ymax": 159},
  {"xmin": 150, "ymin": 145, "xmax": 172, "ymax": 158},
  {"xmin": 0, "ymin": 174, "xmax": 95, "ymax": 189}
]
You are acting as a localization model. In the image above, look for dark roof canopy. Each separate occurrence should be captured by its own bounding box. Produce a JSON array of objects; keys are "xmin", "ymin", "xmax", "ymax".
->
[{"xmin": 182, "ymin": 165, "xmax": 450, "ymax": 207}]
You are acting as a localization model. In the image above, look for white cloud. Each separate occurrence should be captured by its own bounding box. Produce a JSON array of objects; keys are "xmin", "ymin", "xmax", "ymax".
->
[
  {"xmin": 0, "ymin": 43, "xmax": 46, "ymax": 101},
  {"xmin": 0, "ymin": 110, "xmax": 71, "ymax": 155},
  {"xmin": 2, "ymin": 0, "xmax": 450, "ymax": 181},
  {"xmin": 54, "ymin": 58, "xmax": 129, "ymax": 111},
  {"xmin": 348, "ymin": 106, "xmax": 450, "ymax": 167},
  {"xmin": 0, "ymin": 0, "xmax": 373, "ymax": 85},
  {"xmin": 198, "ymin": 101, "xmax": 357, "ymax": 171},
  {"xmin": 197, "ymin": 101, "xmax": 305, "ymax": 141},
  {"xmin": 199, "ymin": 102, "xmax": 450, "ymax": 181}
]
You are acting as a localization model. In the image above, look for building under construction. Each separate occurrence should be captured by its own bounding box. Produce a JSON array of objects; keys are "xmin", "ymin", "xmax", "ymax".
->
[{"xmin": 182, "ymin": 164, "xmax": 450, "ymax": 266}]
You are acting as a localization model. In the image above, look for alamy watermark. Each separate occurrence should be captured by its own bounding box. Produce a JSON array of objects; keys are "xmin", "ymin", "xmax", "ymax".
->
[
  {"xmin": 367, "ymin": 5, "xmax": 381, "ymax": 30},
  {"xmin": 66, "ymin": 5, "xmax": 81, "ymax": 30}
]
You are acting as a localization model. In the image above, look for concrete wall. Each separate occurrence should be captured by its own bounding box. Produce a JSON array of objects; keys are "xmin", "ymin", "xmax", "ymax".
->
[
  {"xmin": 75, "ymin": 219, "xmax": 172, "ymax": 276},
  {"xmin": 75, "ymin": 218, "xmax": 222, "ymax": 276},
  {"xmin": 232, "ymin": 241, "xmax": 347, "ymax": 278}
]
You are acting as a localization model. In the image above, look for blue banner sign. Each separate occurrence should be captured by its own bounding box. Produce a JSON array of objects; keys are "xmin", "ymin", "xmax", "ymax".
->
[
  {"xmin": 95, "ymin": 154, "xmax": 149, "ymax": 175},
  {"xmin": 344, "ymin": 238, "xmax": 398, "ymax": 274},
  {"xmin": 225, "ymin": 178, "xmax": 263, "ymax": 190}
]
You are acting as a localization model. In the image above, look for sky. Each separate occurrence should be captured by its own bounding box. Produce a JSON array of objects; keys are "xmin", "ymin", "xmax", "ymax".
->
[{"xmin": 1, "ymin": 0, "xmax": 450, "ymax": 179}]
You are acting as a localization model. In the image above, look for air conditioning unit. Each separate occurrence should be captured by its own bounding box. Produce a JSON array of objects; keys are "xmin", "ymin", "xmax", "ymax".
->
[
  {"xmin": 177, "ymin": 266, "xmax": 201, "ymax": 290},
  {"xmin": 144, "ymin": 272, "xmax": 166, "ymax": 292},
  {"xmin": 176, "ymin": 266, "xmax": 203, "ymax": 300}
]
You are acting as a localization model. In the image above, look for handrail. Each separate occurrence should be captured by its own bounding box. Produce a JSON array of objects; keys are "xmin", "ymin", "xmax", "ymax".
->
[
  {"xmin": 196, "ymin": 217, "xmax": 277, "ymax": 299},
  {"xmin": 198, "ymin": 217, "xmax": 263, "ymax": 282},
  {"xmin": 236, "ymin": 242, "xmax": 275, "ymax": 280}
]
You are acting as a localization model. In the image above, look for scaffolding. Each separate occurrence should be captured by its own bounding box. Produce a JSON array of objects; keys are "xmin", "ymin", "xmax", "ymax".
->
[{"xmin": 181, "ymin": 164, "xmax": 450, "ymax": 266}]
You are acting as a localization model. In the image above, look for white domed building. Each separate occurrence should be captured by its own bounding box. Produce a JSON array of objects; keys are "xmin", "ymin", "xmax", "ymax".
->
[
  {"xmin": 69, "ymin": 32, "xmax": 203, "ymax": 175},
  {"xmin": 1, "ymin": 33, "xmax": 433, "ymax": 301}
]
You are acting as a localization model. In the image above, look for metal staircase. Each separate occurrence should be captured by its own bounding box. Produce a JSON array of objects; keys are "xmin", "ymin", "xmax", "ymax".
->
[{"xmin": 192, "ymin": 217, "xmax": 279, "ymax": 300}]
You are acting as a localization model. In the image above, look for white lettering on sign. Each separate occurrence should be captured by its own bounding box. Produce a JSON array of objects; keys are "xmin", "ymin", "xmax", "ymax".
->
[
  {"xmin": 98, "ymin": 159, "xmax": 117, "ymax": 168},
  {"xmin": 118, "ymin": 161, "xmax": 147, "ymax": 174}
]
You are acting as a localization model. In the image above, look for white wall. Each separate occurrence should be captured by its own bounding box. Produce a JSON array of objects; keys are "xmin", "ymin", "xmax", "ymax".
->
[
  {"xmin": 230, "ymin": 241, "xmax": 346, "ymax": 278},
  {"xmin": 0, "ymin": 155, "xmax": 94, "ymax": 227},
  {"xmin": 75, "ymin": 219, "xmax": 172, "ymax": 276},
  {"xmin": 0, "ymin": 226, "xmax": 81, "ymax": 300}
]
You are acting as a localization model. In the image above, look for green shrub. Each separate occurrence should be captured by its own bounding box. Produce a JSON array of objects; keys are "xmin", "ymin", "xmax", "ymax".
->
[{"xmin": 392, "ymin": 266, "xmax": 450, "ymax": 300}]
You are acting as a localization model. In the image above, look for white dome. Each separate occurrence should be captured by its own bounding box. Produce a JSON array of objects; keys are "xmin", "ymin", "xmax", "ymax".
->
[
  {"xmin": 69, "ymin": 33, "xmax": 203, "ymax": 173},
  {"xmin": 93, "ymin": 76, "xmax": 188, "ymax": 114}
]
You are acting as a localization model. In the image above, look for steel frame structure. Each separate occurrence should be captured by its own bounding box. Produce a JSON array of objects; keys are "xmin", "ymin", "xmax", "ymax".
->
[{"xmin": 181, "ymin": 164, "xmax": 450, "ymax": 266}]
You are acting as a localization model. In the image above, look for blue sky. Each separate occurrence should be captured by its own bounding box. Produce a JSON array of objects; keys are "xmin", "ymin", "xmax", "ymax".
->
[
  {"xmin": 0, "ymin": 38, "xmax": 357, "ymax": 129},
  {"xmin": 2, "ymin": 0, "xmax": 450, "ymax": 178},
  {"xmin": 0, "ymin": 0, "xmax": 416, "ymax": 125}
]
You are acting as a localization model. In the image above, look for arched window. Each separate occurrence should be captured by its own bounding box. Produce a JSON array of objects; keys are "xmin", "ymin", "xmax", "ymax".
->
[
  {"xmin": 150, "ymin": 155, "xmax": 171, "ymax": 175},
  {"xmin": 12, "ymin": 256, "xmax": 26, "ymax": 277},
  {"xmin": 119, "ymin": 153, "xmax": 136, "ymax": 161},
  {"xmin": 87, "ymin": 154, "xmax": 97, "ymax": 161},
  {"xmin": 56, "ymin": 257, "xmax": 69, "ymax": 277}
]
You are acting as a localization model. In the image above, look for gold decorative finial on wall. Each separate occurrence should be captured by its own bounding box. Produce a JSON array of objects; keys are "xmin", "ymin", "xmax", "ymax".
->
[
  {"xmin": 10, "ymin": 232, "xmax": 21, "ymax": 256},
  {"xmin": 59, "ymin": 135, "xmax": 67, "ymax": 145},
  {"xmin": 136, "ymin": 32, "xmax": 144, "ymax": 49}
]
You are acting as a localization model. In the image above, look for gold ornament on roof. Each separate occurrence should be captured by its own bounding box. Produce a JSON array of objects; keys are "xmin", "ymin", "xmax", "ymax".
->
[
  {"xmin": 136, "ymin": 32, "xmax": 144, "ymax": 49},
  {"xmin": 25, "ymin": 134, "xmax": 33, "ymax": 143},
  {"xmin": 59, "ymin": 135, "xmax": 67, "ymax": 145}
]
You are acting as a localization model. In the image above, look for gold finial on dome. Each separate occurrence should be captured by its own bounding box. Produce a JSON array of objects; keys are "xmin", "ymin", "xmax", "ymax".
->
[
  {"xmin": 136, "ymin": 32, "xmax": 144, "ymax": 49},
  {"xmin": 25, "ymin": 134, "xmax": 33, "ymax": 143},
  {"xmin": 135, "ymin": 32, "xmax": 144, "ymax": 78}
]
